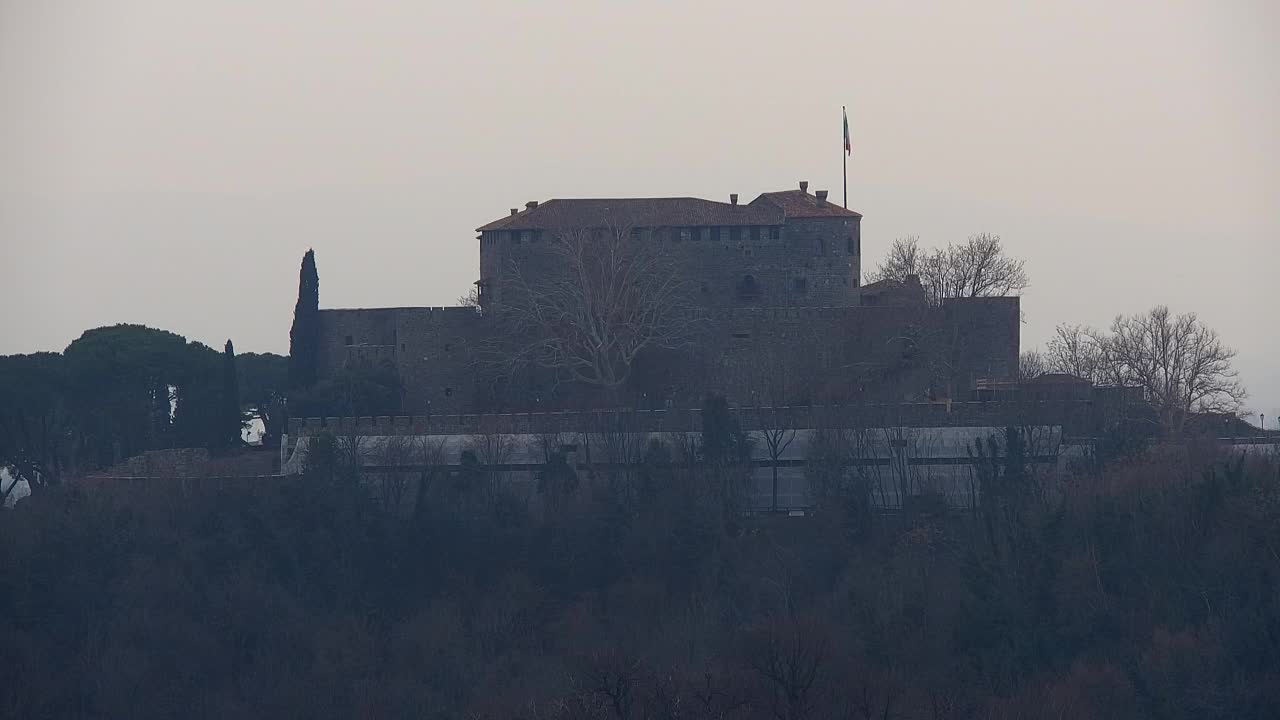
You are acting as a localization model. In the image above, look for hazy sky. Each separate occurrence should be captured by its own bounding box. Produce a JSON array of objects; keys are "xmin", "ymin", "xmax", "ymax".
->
[{"xmin": 2, "ymin": 0, "xmax": 1277, "ymax": 420}]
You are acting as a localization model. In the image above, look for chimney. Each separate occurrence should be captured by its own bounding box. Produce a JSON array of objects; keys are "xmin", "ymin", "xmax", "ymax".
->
[
  {"xmin": 730, "ymin": 193, "xmax": 739, "ymax": 205},
  {"xmin": 815, "ymin": 190, "xmax": 828, "ymax": 206},
  {"xmin": 526, "ymin": 201, "xmax": 539, "ymax": 210},
  {"xmin": 510, "ymin": 208, "xmax": 518, "ymax": 216},
  {"xmin": 799, "ymin": 181, "xmax": 809, "ymax": 193}
]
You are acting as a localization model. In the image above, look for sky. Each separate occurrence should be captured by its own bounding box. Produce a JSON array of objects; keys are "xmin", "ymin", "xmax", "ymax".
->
[{"xmin": 1, "ymin": 0, "xmax": 1277, "ymax": 422}]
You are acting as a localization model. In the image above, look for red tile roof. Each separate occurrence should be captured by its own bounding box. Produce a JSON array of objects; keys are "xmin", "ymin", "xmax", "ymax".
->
[
  {"xmin": 476, "ymin": 188, "xmax": 862, "ymax": 232},
  {"xmin": 750, "ymin": 190, "xmax": 863, "ymax": 218},
  {"xmin": 477, "ymin": 197, "xmax": 782, "ymax": 232}
]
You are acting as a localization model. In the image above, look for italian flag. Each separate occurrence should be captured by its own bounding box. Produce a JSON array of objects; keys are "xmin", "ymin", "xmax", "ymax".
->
[{"xmin": 843, "ymin": 106, "xmax": 852, "ymax": 156}]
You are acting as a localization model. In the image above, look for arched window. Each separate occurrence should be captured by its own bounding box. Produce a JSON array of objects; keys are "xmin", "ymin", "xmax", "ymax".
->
[{"xmin": 738, "ymin": 274, "xmax": 760, "ymax": 299}]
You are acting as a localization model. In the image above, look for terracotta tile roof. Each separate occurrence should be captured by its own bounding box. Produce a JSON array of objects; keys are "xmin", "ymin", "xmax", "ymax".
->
[
  {"xmin": 750, "ymin": 190, "xmax": 863, "ymax": 218},
  {"xmin": 477, "ymin": 197, "xmax": 782, "ymax": 232}
]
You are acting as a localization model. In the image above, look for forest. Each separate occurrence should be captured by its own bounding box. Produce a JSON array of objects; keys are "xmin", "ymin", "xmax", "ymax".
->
[{"xmin": 2, "ymin": 424, "xmax": 1277, "ymax": 719}]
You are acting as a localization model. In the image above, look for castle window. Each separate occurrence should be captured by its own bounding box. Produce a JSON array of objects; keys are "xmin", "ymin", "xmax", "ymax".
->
[
  {"xmin": 344, "ymin": 335, "xmax": 354, "ymax": 346},
  {"xmin": 792, "ymin": 277, "xmax": 808, "ymax": 293},
  {"xmin": 737, "ymin": 274, "xmax": 760, "ymax": 299}
]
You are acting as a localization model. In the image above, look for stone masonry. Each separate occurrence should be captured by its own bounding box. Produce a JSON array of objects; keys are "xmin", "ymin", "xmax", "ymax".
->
[{"xmin": 316, "ymin": 181, "xmax": 1019, "ymax": 414}]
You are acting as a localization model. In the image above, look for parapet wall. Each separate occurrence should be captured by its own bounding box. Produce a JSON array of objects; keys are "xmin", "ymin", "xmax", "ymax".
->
[{"xmin": 287, "ymin": 400, "xmax": 1111, "ymax": 439}]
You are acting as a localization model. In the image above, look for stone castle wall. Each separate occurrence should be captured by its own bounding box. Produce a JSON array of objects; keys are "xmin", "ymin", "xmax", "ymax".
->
[
  {"xmin": 317, "ymin": 297, "xmax": 1019, "ymax": 414},
  {"xmin": 317, "ymin": 306, "xmax": 485, "ymax": 414},
  {"xmin": 478, "ymin": 215, "xmax": 861, "ymax": 312}
]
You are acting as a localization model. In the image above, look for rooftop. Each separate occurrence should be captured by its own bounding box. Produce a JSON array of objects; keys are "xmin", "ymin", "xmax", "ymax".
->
[{"xmin": 477, "ymin": 183, "xmax": 861, "ymax": 232}]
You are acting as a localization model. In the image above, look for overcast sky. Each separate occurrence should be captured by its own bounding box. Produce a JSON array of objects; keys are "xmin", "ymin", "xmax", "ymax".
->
[{"xmin": 2, "ymin": 0, "xmax": 1276, "ymax": 420}]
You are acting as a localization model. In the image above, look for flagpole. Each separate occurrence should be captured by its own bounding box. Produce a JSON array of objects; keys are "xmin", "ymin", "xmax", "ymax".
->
[{"xmin": 842, "ymin": 105, "xmax": 848, "ymax": 209}]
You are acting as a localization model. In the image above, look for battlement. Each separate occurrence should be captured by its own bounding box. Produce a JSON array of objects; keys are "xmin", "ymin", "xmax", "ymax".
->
[
  {"xmin": 320, "ymin": 306, "xmax": 483, "ymax": 322},
  {"xmin": 287, "ymin": 400, "xmax": 1116, "ymax": 440}
]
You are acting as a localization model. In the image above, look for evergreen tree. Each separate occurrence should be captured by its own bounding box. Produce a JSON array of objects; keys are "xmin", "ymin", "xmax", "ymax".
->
[
  {"xmin": 289, "ymin": 249, "xmax": 320, "ymax": 390},
  {"xmin": 221, "ymin": 340, "xmax": 243, "ymax": 448}
]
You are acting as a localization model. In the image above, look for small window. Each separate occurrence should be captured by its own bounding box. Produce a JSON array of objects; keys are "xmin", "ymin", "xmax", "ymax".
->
[
  {"xmin": 344, "ymin": 335, "xmax": 354, "ymax": 346},
  {"xmin": 792, "ymin": 277, "xmax": 808, "ymax": 293},
  {"xmin": 444, "ymin": 387, "xmax": 453, "ymax": 397},
  {"xmin": 738, "ymin": 274, "xmax": 760, "ymax": 299},
  {"xmin": 532, "ymin": 230, "xmax": 543, "ymax": 242},
  {"xmin": 818, "ymin": 238, "xmax": 826, "ymax": 255},
  {"xmin": 847, "ymin": 236, "xmax": 858, "ymax": 254},
  {"xmin": 731, "ymin": 332, "xmax": 750, "ymax": 339},
  {"xmin": 731, "ymin": 227, "xmax": 743, "ymax": 243},
  {"xmin": 444, "ymin": 343, "xmax": 452, "ymax": 352},
  {"xmin": 700, "ymin": 281, "xmax": 709, "ymax": 293},
  {"xmin": 770, "ymin": 226, "xmax": 781, "ymax": 240},
  {"xmin": 679, "ymin": 227, "xmax": 692, "ymax": 242},
  {"xmin": 401, "ymin": 343, "xmax": 406, "ymax": 351}
]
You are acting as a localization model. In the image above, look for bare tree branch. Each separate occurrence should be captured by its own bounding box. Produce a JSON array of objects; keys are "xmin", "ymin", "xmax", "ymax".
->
[{"xmin": 483, "ymin": 223, "xmax": 707, "ymax": 392}]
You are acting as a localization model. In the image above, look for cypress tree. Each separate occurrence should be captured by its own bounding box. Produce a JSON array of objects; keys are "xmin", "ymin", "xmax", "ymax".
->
[
  {"xmin": 221, "ymin": 340, "xmax": 243, "ymax": 448},
  {"xmin": 289, "ymin": 249, "xmax": 320, "ymax": 390}
]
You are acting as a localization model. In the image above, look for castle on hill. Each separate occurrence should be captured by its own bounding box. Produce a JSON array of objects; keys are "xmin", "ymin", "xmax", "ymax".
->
[{"xmin": 315, "ymin": 181, "xmax": 1020, "ymax": 414}]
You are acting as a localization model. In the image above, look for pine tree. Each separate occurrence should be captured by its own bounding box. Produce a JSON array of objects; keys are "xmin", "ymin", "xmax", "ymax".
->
[
  {"xmin": 289, "ymin": 249, "xmax": 320, "ymax": 390},
  {"xmin": 221, "ymin": 340, "xmax": 243, "ymax": 448}
]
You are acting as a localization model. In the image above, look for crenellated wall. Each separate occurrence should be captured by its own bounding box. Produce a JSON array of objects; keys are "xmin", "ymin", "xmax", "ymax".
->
[{"xmin": 286, "ymin": 399, "xmax": 1112, "ymax": 440}]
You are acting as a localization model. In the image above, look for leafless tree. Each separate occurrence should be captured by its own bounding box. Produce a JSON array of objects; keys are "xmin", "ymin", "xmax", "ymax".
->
[
  {"xmin": 865, "ymin": 234, "xmax": 1028, "ymax": 305},
  {"xmin": 1098, "ymin": 306, "xmax": 1246, "ymax": 430},
  {"xmin": 457, "ymin": 286, "xmax": 481, "ymax": 312},
  {"xmin": 1044, "ymin": 323, "xmax": 1110, "ymax": 383},
  {"xmin": 1018, "ymin": 350, "xmax": 1047, "ymax": 381},
  {"xmin": 375, "ymin": 435, "xmax": 423, "ymax": 514},
  {"xmin": 488, "ymin": 223, "xmax": 705, "ymax": 390},
  {"xmin": 465, "ymin": 430, "xmax": 520, "ymax": 506},
  {"xmin": 733, "ymin": 349, "xmax": 801, "ymax": 512},
  {"xmin": 749, "ymin": 618, "xmax": 829, "ymax": 720}
]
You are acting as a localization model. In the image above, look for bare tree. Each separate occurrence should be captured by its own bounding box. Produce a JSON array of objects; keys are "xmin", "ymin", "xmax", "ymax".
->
[
  {"xmin": 1018, "ymin": 350, "xmax": 1047, "ymax": 381},
  {"xmin": 1099, "ymin": 306, "xmax": 1246, "ymax": 430},
  {"xmin": 865, "ymin": 234, "xmax": 1028, "ymax": 305},
  {"xmin": 488, "ymin": 223, "xmax": 705, "ymax": 390},
  {"xmin": 1044, "ymin": 323, "xmax": 1110, "ymax": 383},
  {"xmin": 456, "ymin": 285, "xmax": 481, "ymax": 312}
]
